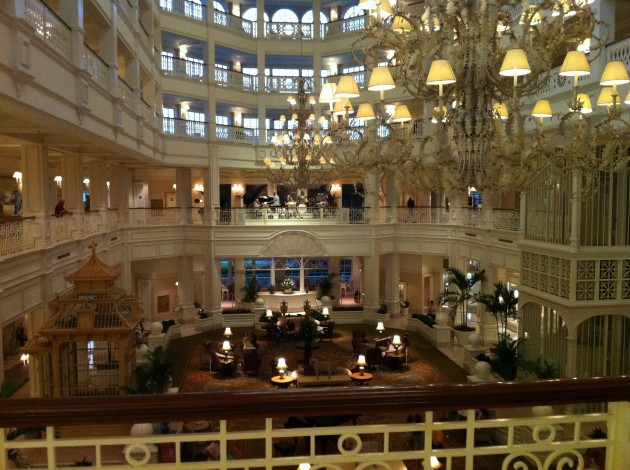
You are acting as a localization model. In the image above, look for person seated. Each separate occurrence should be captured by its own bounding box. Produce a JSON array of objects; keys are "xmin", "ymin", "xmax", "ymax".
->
[
  {"xmin": 248, "ymin": 331, "xmax": 259, "ymax": 348},
  {"xmin": 427, "ymin": 300, "xmax": 436, "ymax": 318}
]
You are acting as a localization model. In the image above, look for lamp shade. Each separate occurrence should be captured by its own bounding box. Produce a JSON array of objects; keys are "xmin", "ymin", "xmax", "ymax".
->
[
  {"xmin": 221, "ymin": 340, "xmax": 232, "ymax": 352},
  {"xmin": 333, "ymin": 98, "xmax": 354, "ymax": 116},
  {"xmin": 375, "ymin": 1, "xmax": 393, "ymax": 19},
  {"xmin": 358, "ymin": 0, "xmax": 379, "ymax": 10},
  {"xmin": 391, "ymin": 104, "xmax": 412, "ymax": 122},
  {"xmin": 577, "ymin": 93, "xmax": 593, "ymax": 113},
  {"xmin": 625, "ymin": 90, "xmax": 630, "ymax": 105},
  {"xmin": 376, "ymin": 321, "xmax": 385, "ymax": 332},
  {"xmin": 336, "ymin": 75, "xmax": 360, "ymax": 98},
  {"xmin": 322, "ymin": 307, "xmax": 330, "ymax": 316},
  {"xmin": 356, "ymin": 355, "xmax": 367, "ymax": 368},
  {"xmin": 319, "ymin": 82, "xmax": 341, "ymax": 104},
  {"xmin": 266, "ymin": 309, "xmax": 273, "ymax": 318},
  {"xmin": 500, "ymin": 49, "xmax": 531, "ymax": 77},
  {"xmin": 596, "ymin": 87, "xmax": 614, "ymax": 106},
  {"xmin": 392, "ymin": 334, "xmax": 402, "ymax": 346},
  {"xmin": 276, "ymin": 357, "xmax": 287, "ymax": 370},
  {"xmin": 368, "ymin": 66, "xmax": 396, "ymax": 91},
  {"xmin": 426, "ymin": 59, "xmax": 456, "ymax": 85},
  {"xmin": 356, "ymin": 103, "xmax": 376, "ymax": 120},
  {"xmin": 492, "ymin": 102, "xmax": 509, "ymax": 120},
  {"xmin": 224, "ymin": 327, "xmax": 233, "ymax": 337},
  {"xmin": 531, "ymin": 99, "xmax": 553, "ymax": 117},
  {"xmin": 392, "ymin": 16, "xmax": 412, "ymax": 33},
  {"xmin": 559, "ymin": 51, "xmax": 590, "ymax": 77},
  {"xmin": 600, "ymin": 60, "xmax": 630, "ymax": 86}
]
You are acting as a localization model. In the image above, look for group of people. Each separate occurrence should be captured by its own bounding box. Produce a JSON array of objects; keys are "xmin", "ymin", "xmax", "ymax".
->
[{"xmin": 0, "ymin": 190, "xmax": 22, "ymax": 216}]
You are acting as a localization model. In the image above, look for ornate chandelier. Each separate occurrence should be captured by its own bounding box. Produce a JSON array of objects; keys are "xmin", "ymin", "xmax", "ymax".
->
[
  {"xmin": 358, "ymin": 0, "xmax": 629, "ymax": 194},
  {"xmin": 264, "ymin": 78, "xmax": 335, "ymax": 191}
]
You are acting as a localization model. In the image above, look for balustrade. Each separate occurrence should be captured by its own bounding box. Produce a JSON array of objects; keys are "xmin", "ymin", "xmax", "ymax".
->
[
  {"xmin": 398, "ymin": 207, "xmax": 450, "ymax": 224},
  {"xmin": 214, "ymin": 206, "xmax": 369, "ymax": 225},
  {"xmin": 160, "ymin": 55, "xmax": 207, "ymax": 82},
  {"xmin": 0, "ymin": 378, "xmax": 627, "ymax": 469},
  {"xmin": 491, "ymin": 209, "xmax": 520, "ymax": 232},
  {"xmin": 265, "ymin": 76, "xmax": 315, "ymax": 94},
  {"xmin": 128, "ymin": 208, "xmax": 182, "ymax": 226},
  {"xmin": 214, "ymin": 68, "xmax": 258, "ymax": 91},
  {"xmin": 23, "ymin": 0, "xmax": 72, "ymax": 58},
  {"xmin": 82, "ymin": 45, "xmax": 109, "ymax": 89},
  {"xmin": 0, "ymin": 218, "xmax": 35, "ymax": 256},
  {"xmin": 118, "ymin": 77, "xmax": 133, "ymax": 108},
  {"xmin": 162, "ymin": 117, "xmax": 207, "ymax": 138},
  {"xmin": 215, "ymin": 125, "xmax": 258, "ymax": 143},
  {"xmin": 322, "ymin": 15, "xmax": 367, "ymax": 37},
  {"xmin": 212, "ymin": 9, "xmax": 256, "ymax": 37},
  {"xmin": 159, "ymin": 0, "xmax": 206, "ymax": 21}
]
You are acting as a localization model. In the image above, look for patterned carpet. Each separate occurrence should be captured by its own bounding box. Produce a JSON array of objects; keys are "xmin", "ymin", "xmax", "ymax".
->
[{"xmin": 176, "ymin": 325, "xmax": 467, "ymax": 392}]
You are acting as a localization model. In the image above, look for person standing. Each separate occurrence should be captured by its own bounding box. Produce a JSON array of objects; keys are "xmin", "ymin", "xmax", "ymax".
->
[
  {"xmin": 12, "ymin": 190, "xmax": 22, "ymax": 215},
  {"xmin": 407, "ymin": 196, "xmax": 415, "ymax": 210}
]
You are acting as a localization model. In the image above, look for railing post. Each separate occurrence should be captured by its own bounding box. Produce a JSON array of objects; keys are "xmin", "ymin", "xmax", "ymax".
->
[{"xmin": 607, "ymin": 401, "xmax": 630, "ymax": 469}]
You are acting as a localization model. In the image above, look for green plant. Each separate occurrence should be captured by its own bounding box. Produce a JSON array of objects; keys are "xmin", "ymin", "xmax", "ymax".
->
[
  {"xmin": 316, "ymin": 274, "xmax": 337, "ymax": 300},
  {"xmin": 240, "ymin": 279, "xmax": 260, "ymax": 303},
  {"xmin": 298, "ymin": 316, "xmax": 319, "ymax": 344},
  {"xmin": 489, "ymin": 333, "xmax": 527, "ymax": 380},
  {"xmin": 440, "ymin": 266, "xmax": 486, "ymax": 329},
  {"xmin": 6, "ymin": 427, "xmax": 44, "ymax": 468},
  {"xmin": 531, "ymin": 358, "xmax": 559, "ymax": 379},
  {"xmin": 477, "ymin": 282, "xmax": 518, "ymax": 334},
  {"xmin": 126, "ymin": 346, "xmax": 173, "ymax": 394},
  {"xmin": 589, "ymin": 427, "xmax": 607, "ymax": 439}
]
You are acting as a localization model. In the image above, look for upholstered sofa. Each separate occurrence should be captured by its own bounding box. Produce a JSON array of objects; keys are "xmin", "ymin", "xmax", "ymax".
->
[{"xmin": 295, "ymin": 367, "xmax": 352, "ymax": 387}]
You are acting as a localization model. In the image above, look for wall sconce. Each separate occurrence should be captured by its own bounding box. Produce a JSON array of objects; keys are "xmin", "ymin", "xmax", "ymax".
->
[
  {"xmin": 106, "ymin": 180, "xmax": 110, "ymax": 189},
  {"xmin": 172, "ymin": 183, "xmax": 177, "ymax": 190},
  {"xmin": 232, "ymin": 183, "xmax": 245, "ymax": 197},
  {"xmin": 330, "ymin": 183, "xmax": 342, "ymax": 198},
  {"xmin": 54, "ymin": 175, "xmax": 63, "ymax": 187},
  {"xmin": 13, "ymin": 171, "xmax": 22, "ymax": 184},
  {"xmin": 20, "ymin": 353, "xmax": 30, "ymax": 366},
  {"xmin": 194, "ymin": 183, "xmax": 204, "ymax": 193},
  {"xmin": 83, "ymin": 178, "xmax": 90, "ymax": 188}
]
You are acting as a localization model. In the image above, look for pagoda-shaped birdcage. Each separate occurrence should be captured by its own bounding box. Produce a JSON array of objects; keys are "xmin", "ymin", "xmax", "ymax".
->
[{"xmin": 22, "ymin": 245, "xmax": 144, "ymax": 397}]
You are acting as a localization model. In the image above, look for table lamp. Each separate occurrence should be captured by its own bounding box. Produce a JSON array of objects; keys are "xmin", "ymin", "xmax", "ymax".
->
[
  {"xmin": 277, "ymin": 357, "xmax": 288, "ymax": 378},
  {"xmin": 221, "ymin": 340, "xmax": 232, "ymax": 355},
  {"xmin": 266, "ymin": 309, "xmax": 273, "ymax": 319},
  {"xmin": 356, "ymin": 355, "xmax": 367, "ymax": 375},
  {"xmin": 392, "ymin": 335, "xmax": 402, "ymax": 352},
  {"xmin": 322, "ymin": 307, "xmax": 329, "ymax": 318},
  {"xmin": 376, "ymin": 322, "xmax": 385, "ymax": 335},
  {"xmin": 223, "ymin": 327, "xmax": 232, "ymax": 339}
]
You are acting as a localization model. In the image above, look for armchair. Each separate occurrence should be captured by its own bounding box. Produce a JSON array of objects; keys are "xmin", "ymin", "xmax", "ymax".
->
[
  {"xmin": 366, "ymin": 345, "xmax": 383, "ymax": 370},
  {"xmin": 319, "ymin": 321, "xmax": 335, "ymax": 342}
]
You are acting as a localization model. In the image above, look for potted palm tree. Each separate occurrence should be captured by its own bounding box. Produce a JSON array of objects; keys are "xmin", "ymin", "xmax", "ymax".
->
[
  {"xmin": 440, "ymin": 266, "xmax": 486, "ymax": 345},
  {"xmin": 477, "ymin": 281, "xmax": 518, "ymax": 335},
  {"xmin": 317, "ymin": 274, "xmax": 336, "ymax": 306}
]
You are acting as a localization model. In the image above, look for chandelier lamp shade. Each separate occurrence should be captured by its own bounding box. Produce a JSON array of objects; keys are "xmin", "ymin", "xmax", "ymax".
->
[{"xmin": 356, "ymin": 0, "xmax": 628, "ymax": 194}]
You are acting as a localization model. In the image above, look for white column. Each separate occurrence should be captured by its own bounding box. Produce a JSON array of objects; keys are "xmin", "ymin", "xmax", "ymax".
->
[
  {"xmin": 233, "ymin": 257, "xmax": 245, "ymax": 303},
  {"xmin": 299, "ymin": 258, "xmax": 305, "ymax": 292},
  {"xmin": 21, "ymin": 144, "xmax": 50, "ymax": 217},
  {"xmin": 385, "ymin": 253, "xmax": 400, "ymax": 315},
  {"xmin": 88, "ymin": 159, "xmax": 107, "ymax": 211},
  {"xmin": 176, "ymin": 168, "xmax": 192, "ymax": 223},
  {"xmin": 176, "ymin": 256, "xmax": 196, "ymax": 323},
  {"xmin": 363, "ymin": 254, "xmax": 380, "ymax": 314},
  {"xmin": 60, "ymin": 153, "xmax": 82, "ymax": 214}
]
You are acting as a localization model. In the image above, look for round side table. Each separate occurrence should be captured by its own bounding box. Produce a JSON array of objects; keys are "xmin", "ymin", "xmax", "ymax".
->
[{"xmin": 350, "ymin": 372, "xmax": 373, "ymax": 386}]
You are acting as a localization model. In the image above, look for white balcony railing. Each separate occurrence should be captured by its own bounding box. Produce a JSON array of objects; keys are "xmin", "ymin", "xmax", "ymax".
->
[
  {"xmin": 322, "ymin": 15, "xmax": 367, "ymax": 37},
  {"xmin": 162, "ymin": 117, "xmax": 208, "ymax": 139},
  {"xmin": 215, "ymin": 206, "xmax": 369, "ymax": 225},
  {"xmin": 265, "ymin": 76, "xmax": 315, "ymax": 94},
  {"xmin": 118, "ymin": 77, "xmax": 133, "ymax": 108},
  {"xmin": 265, "ymin": 22, "xmax": 313, "ymax": 39},
  {"xmin": 0, "ymin": 378, "xmax": 628, "ymax": 469},
  {"xmin": 214, "ymin": 68, "xmax": 258, "ymax": 91},
  {"xmin": 23, "ymin": 0, "xmax": 72, "ymax": 58},
  {"xmin": 82, "ymin": 45, "xmax": 109, "ymax": 90},
  {"xmin": 159, "ymin": 0, "xmax": 206, "ymax": 21},
  {"xmin": 212, "ymin": 9, "xmax": 256, "ymax": 37},
  {"xmin": 215, "ymin": 125, "xmax": 258, "ymax": 143},
  {"xmin": 160, "ymin": 55, "xmax": 207, "ymax": 82}
]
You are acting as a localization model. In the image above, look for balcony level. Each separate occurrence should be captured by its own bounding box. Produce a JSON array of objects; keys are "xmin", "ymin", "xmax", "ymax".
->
[{"xmin": 0, "ymin": 377, "xmax": 629, "ymax": 469}]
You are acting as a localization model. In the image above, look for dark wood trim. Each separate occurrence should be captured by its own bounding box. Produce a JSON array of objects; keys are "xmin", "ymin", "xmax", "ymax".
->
[{"xmin": 1, "ymin": 376, "xmax": 628, "ymax": 428}]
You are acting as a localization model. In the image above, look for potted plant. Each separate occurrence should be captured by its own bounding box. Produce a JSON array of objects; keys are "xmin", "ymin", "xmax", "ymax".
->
[
  {"xmin": 126, "ymin": 346, "xmax": 173, "ymax": 394},
  {"xmin": 298, "ymin": 314, "xmax": 319, "ymax": 363},
  {"xmin": 241, "ymin": 279, "xmax": 260, "ymax": 304},
  {"xmin": 281, "ymin": 277, "xmax": 295, "ymax": 294},
  {"xmin": 477, "ymin": 282, "xmax": 518, "ymax": 335},
  {"xmin": 488, "ymin": 333, "xmax": 527, "ymax": 380},
  {"xmin": 316, "ymin": 274, "xmax": 336, "ymax": 305},
  {"xmin": 440, "ymin": 266, "xmax": 487, "ymax": 342},
  {"xmin": 400, "ymin": 299, "xmax": 410, "ymax": 316}
]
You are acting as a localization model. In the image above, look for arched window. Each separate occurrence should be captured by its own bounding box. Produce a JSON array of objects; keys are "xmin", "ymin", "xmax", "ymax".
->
[
  {"xmin": 343, "ymin": 5, "xmax": 363, "ymax": 18},
  {"xmin": 242, "ymin": 7, "xmax": 269, "ymax": 22},
  {"xmin": 302, "ymin": 10, "xmax": 329, "ymax": 24},
  {"xmin": 213, "ymin": 1, "xmax": 225, "ymax": 12},
  {"xmin": 271, "ymin": 8, "xmax": 299, "ymax": 23}
]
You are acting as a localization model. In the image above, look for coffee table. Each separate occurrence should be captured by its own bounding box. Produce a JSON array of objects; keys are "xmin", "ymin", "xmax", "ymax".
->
[
  {"xmin": 350, "ymin": 372, "xmax": 373, "ymax": 385},
  {"xmin": 271, "ymin": 375, "xmax": 294, "ymax": 388}
]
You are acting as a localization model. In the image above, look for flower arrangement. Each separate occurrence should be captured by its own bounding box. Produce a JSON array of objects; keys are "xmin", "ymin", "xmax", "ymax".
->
[{"xmin": 281, "ymin": 278, "xmax": 295, "ymax": 290}]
